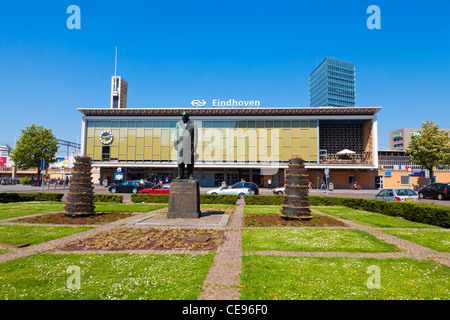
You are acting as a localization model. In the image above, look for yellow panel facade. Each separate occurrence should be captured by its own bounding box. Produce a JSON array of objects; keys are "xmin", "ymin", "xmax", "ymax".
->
[{"xmin": 84, "ymin": 119, "xmax": 319, "ymax": 163}]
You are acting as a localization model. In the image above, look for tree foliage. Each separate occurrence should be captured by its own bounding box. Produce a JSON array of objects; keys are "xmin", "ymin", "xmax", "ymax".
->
[
  {"xmin": 10, "ymin": 124, "xmax": 59, "ymax": 177},
  {"xmin": 406, "ymin": 121, "xmax": 450, "ymax": 178}
]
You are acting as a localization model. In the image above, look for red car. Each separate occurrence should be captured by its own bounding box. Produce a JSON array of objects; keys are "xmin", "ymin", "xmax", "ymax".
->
[{"xmin": 138, "ymin": 184, "xmax": 171, "ymax": 194}]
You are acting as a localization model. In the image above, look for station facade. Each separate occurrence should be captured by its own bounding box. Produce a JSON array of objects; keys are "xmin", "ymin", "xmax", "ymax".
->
[{"xmin": 78, "ymin": 106, "xmax": 381, "ymax": 188}]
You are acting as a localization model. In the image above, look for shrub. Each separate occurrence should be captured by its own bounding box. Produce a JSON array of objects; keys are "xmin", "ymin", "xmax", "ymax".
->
[
  {"xmin": 0, "ymin": 192, "xmax": 64, "ymax": 203},
  {"xmin": 20, "ymin": 178, "xmax": 32, "ymax": 185},
  {"xmin": 200, "ymin": 194, "xmax": 237, "ymax": 205},
  {"xmin": 93, "ymin": 194, "xmax": 123, "ymax": 203},
  {"xmin": 131, "ymin": 194, "xmax": 169, "ymax": 203},
  {"xmin": 132, "ymin": 194, "xmax": 237, "ymax": 205},
  {"xmin": 244, "ymin": 195, "xmax": 284, "ymax": 205}
]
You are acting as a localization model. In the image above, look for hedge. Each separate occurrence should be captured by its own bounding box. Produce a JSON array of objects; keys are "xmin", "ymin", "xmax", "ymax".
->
[
  {"xmin": 244, "ymin": 195, "xmax": 284, "ymax": 205},
  {"xmin": 244, "ymin": 194, "xmax": 450, "ymax": 228},
  {"xmin": 131, "ymin": 194, "xmax": 237, "ymax": 205},
  {"xmin": 0, "ymin": 192, "xmax": 64, "ymax": 203},
  {"xmin": 200, "ymin": 194, "xmax": 237, "ymax": 205},
  {"xmin": 131, "ymin": 194, "xmax": 169, "ymax": 203},
  {"xmin": 93, "ymin": 194, "xmax": 123, "ymax": 203},
  {"xmin": 20, "ymin": 178, "xmax": 32, "ymax": 185}
]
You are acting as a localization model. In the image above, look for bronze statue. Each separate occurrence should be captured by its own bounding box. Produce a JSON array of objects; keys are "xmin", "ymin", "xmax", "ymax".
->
[{"xmin": 174, "ymin": 111, "xmax": 198, "ymax": 180}]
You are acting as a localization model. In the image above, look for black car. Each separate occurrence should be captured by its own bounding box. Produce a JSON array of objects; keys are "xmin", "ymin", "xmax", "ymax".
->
[
  {"xmin": 418, "ymin": 183, "xmax": 450, "ymax": 200},
  {"xmin": 230, "ymin": 182, "xmax": 259, "ymax": 195},
  {"xmin": 109, "ymin": 181, "xmax": 151, "ymax": 193}
]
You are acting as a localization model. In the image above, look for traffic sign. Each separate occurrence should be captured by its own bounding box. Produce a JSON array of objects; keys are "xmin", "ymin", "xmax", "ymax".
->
[{"xmin": 407, "ymin": 167, "xmax": 413, "ymax": 173}]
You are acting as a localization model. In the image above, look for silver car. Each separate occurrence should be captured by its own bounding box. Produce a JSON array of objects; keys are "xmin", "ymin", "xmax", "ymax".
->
[
  {"xmin": 372, "ymin": 188, "xmax": 420, "ymax": 202},
  {"xmin": 206, "ymin": 185, "xmax": 252, "ymax": 199},
  {"xmin": 273, "ymin": 187, "xmax": 285, "ymax": 195}
]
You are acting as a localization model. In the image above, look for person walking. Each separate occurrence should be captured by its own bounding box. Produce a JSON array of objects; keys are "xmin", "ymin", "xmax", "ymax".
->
[
  {"xmin": 320, "ymin": 178, "xmax": 327, "ymax": 190},
  {"xmin": 268, "ymin": 179, "xmax": 272, "ymax": 189}
]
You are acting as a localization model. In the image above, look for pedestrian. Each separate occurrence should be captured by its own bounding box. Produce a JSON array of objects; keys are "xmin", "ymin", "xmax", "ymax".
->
[
  {"xmin": 268, "ymin": 179, "xmax": 272, "ymax": 189},
  {"xmin": 308, "ymin": 179, "xmax": 312, "ymax": 190},
  {"xmin": 320, "ymin": 178, "xmax": 327, "ymax": 190}
]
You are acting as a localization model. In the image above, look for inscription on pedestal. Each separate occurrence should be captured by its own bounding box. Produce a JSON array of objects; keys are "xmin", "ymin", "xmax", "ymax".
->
[{"xmin": 167, "ymin": 180, "xmax": 201, "ymax": 218}]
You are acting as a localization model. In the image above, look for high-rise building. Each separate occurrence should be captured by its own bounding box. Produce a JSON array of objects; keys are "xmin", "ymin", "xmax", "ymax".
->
[{"xmin": 309, "ymin": 57, "xmax": 356, "ymax": 108}]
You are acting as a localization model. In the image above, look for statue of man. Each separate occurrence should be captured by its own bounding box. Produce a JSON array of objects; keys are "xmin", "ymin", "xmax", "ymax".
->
[{"xmin": 174, "ymin": 111, "xmax": 198, "ymax": 180}]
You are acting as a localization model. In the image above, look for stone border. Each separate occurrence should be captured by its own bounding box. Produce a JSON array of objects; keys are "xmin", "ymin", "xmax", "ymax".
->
[{"xmin": 130, "ymin": 213, "xmax": 230, "ymax": 227}]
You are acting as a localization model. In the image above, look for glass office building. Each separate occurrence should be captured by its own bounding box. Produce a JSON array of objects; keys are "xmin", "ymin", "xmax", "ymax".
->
[{"xmin": 309, "ymin": 57, "xmax": 356, "ymax": 108}]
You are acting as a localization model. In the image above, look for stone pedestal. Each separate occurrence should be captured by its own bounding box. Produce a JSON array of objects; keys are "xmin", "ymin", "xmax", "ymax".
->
[{"xmin": 167, "ymin": 180, "xmax": 201, "ymax": 218}]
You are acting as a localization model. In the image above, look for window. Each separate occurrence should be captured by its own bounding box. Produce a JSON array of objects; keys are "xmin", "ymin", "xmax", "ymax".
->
[
  {"xmin": 376, "ymin": 190, "xmax": 386, "ymax": 197},
  {"xmin": 400, "ymin": 175, "xmax": 410, "ymax": 185},
  {"xmin": 395, "ymin": 189, "xmax": 416, "ymax": 196},
  {"xmin": 386, "ymin": 190, "xmax": 394, "ymax": 197},
  {"xmin": 102, "ymin": 146, "xmax": 110, "ymax": 161},
  {"xmin": 348, "ymin": 176, "xmax": 355, "ymax": 184}
]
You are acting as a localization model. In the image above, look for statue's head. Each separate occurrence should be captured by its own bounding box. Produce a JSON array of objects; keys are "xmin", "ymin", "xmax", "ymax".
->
[{"xmin": 182, "ymin": 111, "xmax": 190, "ymax": 123}]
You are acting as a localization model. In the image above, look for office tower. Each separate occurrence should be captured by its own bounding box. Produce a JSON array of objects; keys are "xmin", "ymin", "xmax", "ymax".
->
[{"xmin": 309, "ymin": 57, "xmax": 356, "ymax": 108}]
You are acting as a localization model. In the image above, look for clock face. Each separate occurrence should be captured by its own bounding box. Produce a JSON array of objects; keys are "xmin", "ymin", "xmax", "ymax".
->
[{"xmin": 100, "ymin": 131, "xmax": 113, "ymax": 145}]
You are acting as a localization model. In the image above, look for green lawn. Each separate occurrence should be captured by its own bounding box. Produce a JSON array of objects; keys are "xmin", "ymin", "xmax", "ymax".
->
[
  {"xmin": 0, "ymin": 201, "xmax": 168, "ymax": 220},
  {"xmin": 313, "ymin": 205, "xmax": 438, "ymax": 228},
  {"xmin": 0, "ymin": 201, "xmax": 64, "ymax": 220},
  {"xmin": 94, "ymin": 202, "xmax": 167, "ymax": 213},
  {"xmin": 0, "ymin": 253, "xmax": 215, "ymax": 300},
  {"xmin": 242, "ymin": 228, "xmax": 399, "ymax": 253},
  {"xmin": 244, "ymin": 205, "xmax": 318, "ymax": 216},
  {"xmin": 240, "ymin": 255, "xmax": 450, "ymax": 300},
  {"xmin": 381, "ymin": 229, "xmax": 450, "ymax": 252},
  {"xmin": 244, "ymin": 205, "xmax": 283, "ymax": 215},
  {"xmin": 0, "ymin": 225, "xmax": 93, "ymax": 246}
]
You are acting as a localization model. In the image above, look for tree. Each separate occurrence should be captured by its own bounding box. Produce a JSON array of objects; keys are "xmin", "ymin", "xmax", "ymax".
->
[
  {"xmin": 10, "ymin": 124, "xmax": 59, "ymax": 179},
  {"xmin": 406, "ymin": 121, "xmax": 450, "ymax": 183}
]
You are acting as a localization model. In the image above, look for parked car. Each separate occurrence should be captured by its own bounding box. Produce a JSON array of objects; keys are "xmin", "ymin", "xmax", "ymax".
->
[
  {"xmin": 206, "ymin": 184, "xmax": 252, "ymax": 199},
  {"xmin": 109, "ymin": 181, "xmax": 150, "ymax": 193},
  {"xmin": 418, "ymin": 183, "xmax": 450, "ymax": 200},
  {"xmin": 273, "ymin": 187, "xmax": 285, "ymax": 195},
  {"xmin": 372, "ymin": 188, "xmax": 420, "ymax": 202},
  {"xmin": 139, "ymin": 184, "xmax": 171, "ymax": 194},
  {"xmin": 228, "ymin": 182, "xmax": 259, "ymax": 195}
]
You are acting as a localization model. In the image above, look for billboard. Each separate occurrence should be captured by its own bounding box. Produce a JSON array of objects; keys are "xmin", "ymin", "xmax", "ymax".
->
[{"xmin": 0, "ymin": 157, "xmax": 6, "ymax": 167}]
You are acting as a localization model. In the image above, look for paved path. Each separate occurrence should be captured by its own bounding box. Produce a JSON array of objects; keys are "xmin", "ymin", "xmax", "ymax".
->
[
  {"xmin": 0, "ymin": 201, "xmax": 449, "ymax": 300},
  {"xmin": 198, "ymin": 199, "xmax": 244, "ymax": 300}
]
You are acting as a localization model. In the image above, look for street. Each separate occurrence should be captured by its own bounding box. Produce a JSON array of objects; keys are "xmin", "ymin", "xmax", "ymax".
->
[{"xmin": 0, "ymin": 183, "xmax": 448, "ymax": 206}]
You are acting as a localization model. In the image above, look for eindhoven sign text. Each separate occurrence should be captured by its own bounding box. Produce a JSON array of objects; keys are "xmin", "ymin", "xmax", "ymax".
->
[{"xmin": 191, "ymin": 99, "xmax": 261, "ymax": 107}]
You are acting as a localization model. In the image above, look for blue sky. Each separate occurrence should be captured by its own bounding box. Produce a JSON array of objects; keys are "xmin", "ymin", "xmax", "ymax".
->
[{"xmin": 0, "ymin": 0, "xmax": 449, "ymax": 152}]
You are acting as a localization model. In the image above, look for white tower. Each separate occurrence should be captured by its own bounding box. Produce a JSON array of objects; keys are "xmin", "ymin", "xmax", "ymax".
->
[{"xmin": 110, "ymin": 45, "xmax": 128, "ymax": 109}]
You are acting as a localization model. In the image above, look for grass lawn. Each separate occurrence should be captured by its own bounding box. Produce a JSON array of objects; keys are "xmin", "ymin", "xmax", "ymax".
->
[
  {"xmin": 94, "ymin": 202, "xmax": 167, "ymax": 213},
  {"xmin": 0, "ymin": 202, "xmax": 168, "ymax": 220},
  {"xmin": 242, "ymin": 228, "xmax": 399, "ymax": 252},
  {"xmin": 0, "ymin": 253, "xmax": 215, "ymax": 300},
  {"xmin": 381, "ymin": 229, "xmax": 450, "ymax": 252},
  {"xmin": 313, "ymin": 206, "xmax": 438, "ymax": 228},
  {"xmin": 244, "ymin": 205, "xmax": 284, "ymax": 215},
  {"xmin": 0, "ymin": 225, "xmax": 93, "ymax": 246},
  {"xmin": 240, "ymin": 255, "xmax": 450, "ymax": 300},
  {"xmin": 0, "ymin": 201, "xmax": 64, "ymax": 220},
  {"xmin": 244, "ymin": 205, "xmax": 319, "ymax": 216}
]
